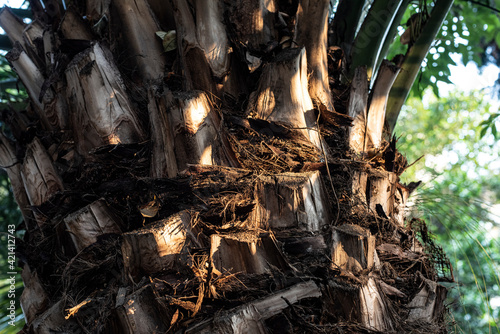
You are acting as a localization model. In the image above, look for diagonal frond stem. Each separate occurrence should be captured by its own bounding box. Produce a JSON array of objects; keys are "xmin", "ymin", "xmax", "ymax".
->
[
  {"xmin": 349, "ymin": 0, "xmax": 403, "ymax": 81},
  {"xmin": 385, "ymin": 0, "xmax": 455, "ymax": 136},
  {"xmin": 373, "ymin": 0, "xmax": 412, "ymax": 78}
]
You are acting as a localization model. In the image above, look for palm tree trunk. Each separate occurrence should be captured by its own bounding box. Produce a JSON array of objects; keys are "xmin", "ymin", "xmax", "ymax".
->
[{"xmin": 0, "ymin": 1, "xmax": 451, "ymax": 333}]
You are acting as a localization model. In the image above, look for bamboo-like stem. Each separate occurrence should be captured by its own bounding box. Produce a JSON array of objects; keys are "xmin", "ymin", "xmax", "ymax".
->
[
  {"xmin": 350, "ymin": 0, "xmax": 403, "ymax": 81},
  {"xmin": 385, "ymin": 0, "xmax": 454, "ymax": 135}
]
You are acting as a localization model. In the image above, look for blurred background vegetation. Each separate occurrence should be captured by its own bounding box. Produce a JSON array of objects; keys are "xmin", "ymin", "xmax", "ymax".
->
[
  {"xmin": 396, "ymin": 90, "xmax": 500, "ymax": 333},
  {"xmin": 0, "ymin": 0, "xmax": 499, "ymax": 333}
]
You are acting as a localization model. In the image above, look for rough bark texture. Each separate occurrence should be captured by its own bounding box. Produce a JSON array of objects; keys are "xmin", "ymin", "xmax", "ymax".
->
[
  {"xmin": 247, "ymin": 48, "xmax": 321, "ymax": 148},
  {"xmin": 348, "ymin": 66, "xmax": 369, "ymax": 154},
  {"xmin": 330, "ymin": 224, "xmax": 377, "ymax": 274},
  {"xmin": 21, "ymin": 138, "xmax": 64, "ymax": 210},
  {"xmin": 365, "ymin": 60, "xmax": 401, "ymax": 152},
  {"xmin": 185, "ymin": 281, "xmax": 321, "ymax": 334},
  {"xmin": 0, "ymin": 133, "xmax": 33, "ymax": 225},
  {"xmin": 20, "ymin": 265, "xmax": 49, "ymax": 325},
  {"xmin": 0, "ymin": 2, "xmax": 451, "ymax": 334},
  {"xmin": 111, "ymin": 0, "xmax": 166, "ymax": 82},
  {"xmin": 65, "ymin": 42, "xmax": 145, "ymax": 156},
  {"xmin": 64, "ymin": 199, "xmax": 122, "ymax": 251},
  {"xmin": 294, "ymin": 0, "xmax": 333, "ymax": 111}
]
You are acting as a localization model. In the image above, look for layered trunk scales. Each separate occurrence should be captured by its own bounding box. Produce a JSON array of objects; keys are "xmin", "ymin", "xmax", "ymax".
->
[{"xmin": 0, "ymin": 1, "xmax": 450, "ymax": 333}]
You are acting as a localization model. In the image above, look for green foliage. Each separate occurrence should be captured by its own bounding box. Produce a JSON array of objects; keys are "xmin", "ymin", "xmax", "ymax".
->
[
  {"xmin": 396, "ymin": 89, "xmax": 500, "ymax": 333},
  {"xmin": 0, "ymin": 173, "xmax": 24, "ymax": 333},
  {"xmin": 388, "ymin": 0, "xmax": 500, "ymax": 99},
  {"xmin": 0, "ymin": 277, "xmax": 24, "ymax": 334},
  {"xmin": 0, "ymin": 57, "xmax": 27, "ymax": 111},
  {"xmin": 385, "ymin": 0, "xmax": 454, "ymax": 135},
  {"xmin": 0, "ymin": 1, "xmax": 498, "ymax": 332},
  {"xmin": 396, "ymin": 90, "xmax": 497, "ymax": 162},
  {"xmin": 155, "ymin": 30, "xmax": 177, "ymax": 52},
  {"xmin": 479, "ymin": 112, "xmax": 500, "ymax": 139}
]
